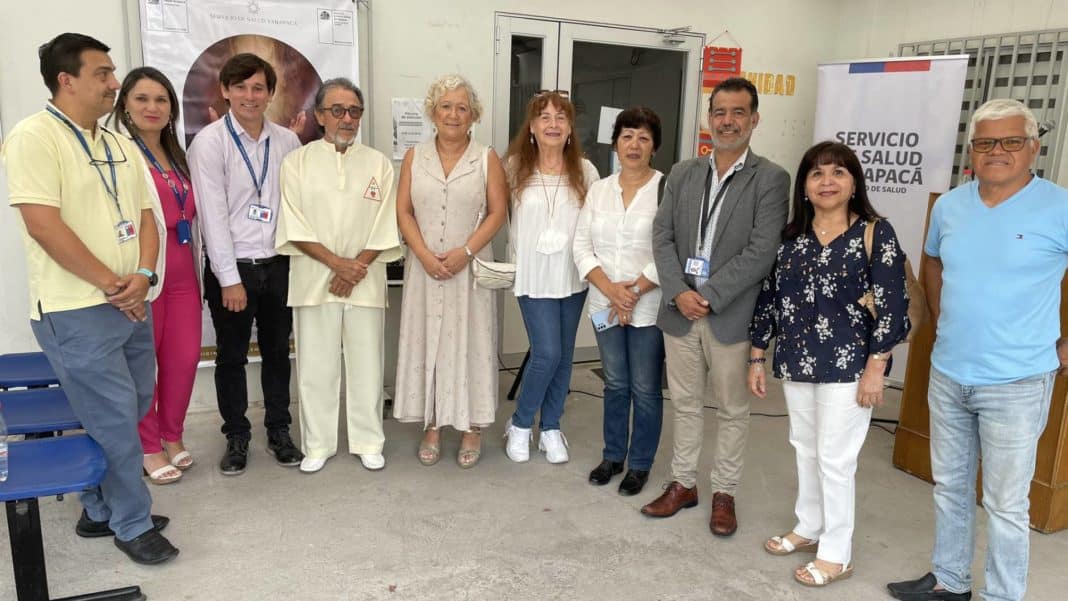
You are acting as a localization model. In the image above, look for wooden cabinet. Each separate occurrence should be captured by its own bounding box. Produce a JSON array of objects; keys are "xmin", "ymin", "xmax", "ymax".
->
[{"xmin": 893, "ymin": 194, "xmax": 1068, "ymax": 533}]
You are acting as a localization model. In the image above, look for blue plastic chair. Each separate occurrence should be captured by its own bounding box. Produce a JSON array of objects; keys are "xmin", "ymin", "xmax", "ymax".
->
[
  {"xmin": 0, "ymin": 435, "xmax": 144, "ymax": 601},
  {"xmin": 1, "ymin": 389, "xmax": 81, "ymax": 435},
  {"xmin": 0, "ymin": 353, "xmax": 59, "ymax": 390}
]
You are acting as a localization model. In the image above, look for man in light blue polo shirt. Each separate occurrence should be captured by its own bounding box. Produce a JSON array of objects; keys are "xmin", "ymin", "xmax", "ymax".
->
[{"xmin": 888, "ymin": 100, "xmax": 1068, "ymax": 601}]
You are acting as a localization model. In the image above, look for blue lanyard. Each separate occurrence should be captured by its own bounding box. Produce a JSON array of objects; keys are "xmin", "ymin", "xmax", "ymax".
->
[
  {"xmin": 133, "ymin": 137, "xmax": 189, "ymax": 217},
  {"xmin": 46, "ymin": 105, "xmax": 124, "ymax": 218},
  {"xmin": 224, "ymin": 114, "xmax": 270, "ymax": 199}
]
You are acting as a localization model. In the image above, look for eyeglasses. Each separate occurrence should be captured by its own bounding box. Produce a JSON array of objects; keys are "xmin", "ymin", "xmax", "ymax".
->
[
  {"xmin": 535, "ymin": 89, "xmax": 570, "ymax": 98},
  {"xmin": 318, "ymin": 104, "xmax": 365, "ymax": 119},
  {"xmin": 89, "ymin": 129, "xmax": 129, "ymax": 166},
  {"xmin": 970, "ymin": 136, "xmax": 1034, "ymax": 153}
]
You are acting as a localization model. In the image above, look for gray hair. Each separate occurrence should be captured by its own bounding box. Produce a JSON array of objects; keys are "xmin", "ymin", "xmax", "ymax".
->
[
  {"xmin": 315, "ymin": 77, "xmax": 364, "ymax": 109},
  {"xmin": 967, "ymin": 98, "xmax": 1039, "ymax": 144},
  {"xmin": 423, "ymin": 74, "xmax": 482, "ymax": 122}
]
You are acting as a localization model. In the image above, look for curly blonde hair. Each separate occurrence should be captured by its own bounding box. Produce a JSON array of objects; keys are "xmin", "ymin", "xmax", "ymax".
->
[{"xmin": 423, "ymin": 74, "xmax": 483, "ymax": 123}]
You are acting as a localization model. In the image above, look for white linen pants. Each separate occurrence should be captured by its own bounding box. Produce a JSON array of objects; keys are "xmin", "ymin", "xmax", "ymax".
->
[
  {"xmin": 294, "ymin": 303, "xmax": 385, "ymax": 458},
  {"xmin": 781, "ymin": 380, "xmax": 871, "ymax": 566}
]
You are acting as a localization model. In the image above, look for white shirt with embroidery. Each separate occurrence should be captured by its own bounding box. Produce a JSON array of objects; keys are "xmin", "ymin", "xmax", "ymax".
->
[
  {"xmin": 511, "ymin": 159, "xmax": 600, "ymax": 298},
  {"xmin": 276, "ymin": 139, "xmax": 402, "ymax": 308}
]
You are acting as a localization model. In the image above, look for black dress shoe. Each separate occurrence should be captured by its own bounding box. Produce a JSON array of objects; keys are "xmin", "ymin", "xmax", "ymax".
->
[
  {"xmin": 588, "ymin": 460, "xmax": 624, "ymax": 485},
  {"xmin": 219, "ymin": 437, "xmax": 249, "ymax": 476},
  {"xmin": 114, "ymin": 529, "xmax": 179, "ymax": 565},
  {"xmin": 887, "ymin": 572, "xmax": 971, "ymax": 600},
  {"xmin": 618, "ymin": 469, "xmax": 649, "ymax": 496},
  {"xmin": 267, "ymin": 429, "xmax": 303, "ymax": 466},
  {"xmin": 76, "ymin": 509, "xmax": 169, "ymax": 538}
]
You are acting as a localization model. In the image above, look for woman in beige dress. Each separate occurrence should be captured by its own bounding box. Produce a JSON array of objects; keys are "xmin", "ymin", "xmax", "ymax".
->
[{"xmin": 393, "ymin": 74, "xmax": 509, "ymax": 467}]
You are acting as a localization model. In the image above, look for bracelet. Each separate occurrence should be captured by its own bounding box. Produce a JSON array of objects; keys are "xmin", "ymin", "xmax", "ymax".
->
[
  {"xmin": 746, "ymin": 357, "xmax": 766, "ymax": 365},
  {"xmin": 870, "ymin": 351, "xmax": 890, "ymax": 362},
  {"xmin": 463, "ymin": 245, "xmax": 473, "ymax": 259}
]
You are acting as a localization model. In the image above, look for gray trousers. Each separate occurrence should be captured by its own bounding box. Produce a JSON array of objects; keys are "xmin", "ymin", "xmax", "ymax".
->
[{"xmin": 32, "ymin": 302, "xmax": 157, "ymax": 541}]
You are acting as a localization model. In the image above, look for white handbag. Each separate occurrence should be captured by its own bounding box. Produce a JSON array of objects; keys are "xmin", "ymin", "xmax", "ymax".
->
[
  {"xmin": 471, "ymin": 258, "xmax": 516, "ymax": 289},
  {"xmin": 471, "ymin": 147, "xmax": 516, "ymax": 290}
]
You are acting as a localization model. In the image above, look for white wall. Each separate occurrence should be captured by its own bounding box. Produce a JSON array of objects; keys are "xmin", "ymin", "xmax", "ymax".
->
[{"xmin": 834, "ymin": 0, "xmax": 1068, "ymax": 60}]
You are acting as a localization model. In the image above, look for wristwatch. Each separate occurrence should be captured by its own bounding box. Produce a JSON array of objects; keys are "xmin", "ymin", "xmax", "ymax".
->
[
  {"xmin": 631, "ymin": 284, "xmax": 642, "ymax": 296},
  {"xmin": 870, "ymin": 351, "xmax": 890, "ymax": 362},
  {"xmin": 136, "ymin": 267, "xmax": 159, "ymax": 287}
]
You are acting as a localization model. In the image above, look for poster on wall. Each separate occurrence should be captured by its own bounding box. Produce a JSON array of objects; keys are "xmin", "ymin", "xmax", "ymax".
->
[
  {"xmin": 697, "ymin": 46, "xmax": 742, "ymax": 157},
  {"xmin": 139, "ymin": 0, "xmax": 360, "ymax": 362},
  {"xmin": 813, "ymin": 55, "xmax": 968, "ymax": 378}
]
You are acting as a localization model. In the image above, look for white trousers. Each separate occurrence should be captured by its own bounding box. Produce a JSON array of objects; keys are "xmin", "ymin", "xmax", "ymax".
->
[
  {"xmin": 294, "ymin": 303, "xmax": 385, "ymax": 458},
  {"xmin": 781, "ymin": 380, "xmax": 871, "ymax": 566}
]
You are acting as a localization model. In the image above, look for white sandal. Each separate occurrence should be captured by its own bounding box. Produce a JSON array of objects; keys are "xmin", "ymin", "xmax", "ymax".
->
[
  {"xmin": 764, "ymin": 533, "xmax": 818, "ymax": 556},
  {"xmin": 169, "ymin": 450, "xmax": 194, "ymax": 470},
  {"xmin": 794, "ymin": 561, "xmax": 853, "ymax": 587},
  {"xmin": 144, "ymin": 463, "xmax": 182, "ymax": 485}
]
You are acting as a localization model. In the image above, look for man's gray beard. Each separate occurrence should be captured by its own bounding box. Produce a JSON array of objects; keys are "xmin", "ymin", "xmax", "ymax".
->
[
  {"xmin": 711, "ymin": 130, "xmax": 751, "ymax": 152},
  {"xmin": 326, "ymin": 131, "xmax": 357, "ymax": 149}
]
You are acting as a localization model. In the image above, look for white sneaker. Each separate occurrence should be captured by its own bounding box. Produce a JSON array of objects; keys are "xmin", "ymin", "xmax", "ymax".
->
[
  {"xmin": 299, "ymin": 456, "xmax": 328, "ymax": 473},
  {"xmin": 538, "ymin": 430, "xmax": 569, "ymax": 464},
  {"xmin": 504, "ymin": 419, "xmax": 531, "ymax": 463},
  {"xmin": 359, "ymin": 454, "xmax": 385, "ymax": 471}
]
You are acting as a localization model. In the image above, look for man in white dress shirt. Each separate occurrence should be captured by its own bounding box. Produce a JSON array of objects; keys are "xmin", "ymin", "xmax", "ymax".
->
[{"xmin": 188, "ymin": 53, "xmax": 303, "ymax": 476}]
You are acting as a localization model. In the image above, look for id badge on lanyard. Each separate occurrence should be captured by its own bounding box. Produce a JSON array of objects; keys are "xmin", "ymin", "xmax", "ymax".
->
[
  {"xmin": 685, "ymin": 257, "xmax": 710, "ymax": 278},
  {"xmin": 690, "ymin": 167, "xmax": 736, "ymax": 279},
  {"xmin": 116, "ymin": 220, "xmax": 137, "ymax": 243},
  {"xmin": 176, "ymin": 219, "xmax": 193, "ymax": 244},
  {"xmin": 134, "ymin": 137, "xmax": 191, "ymax": 245},
  {"xmin": 248, "ymin": 204, "xmax": 273, "ymax": 223}
]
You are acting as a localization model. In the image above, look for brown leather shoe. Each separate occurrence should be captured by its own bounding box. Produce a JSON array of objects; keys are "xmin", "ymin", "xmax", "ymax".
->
[
  {"xmin": 640, "ymin": 481, "xmax": 698, "ymax": 518},
  {"xmin": 710, "ymin": 492, "xmax": 738, "ymax": 536}
]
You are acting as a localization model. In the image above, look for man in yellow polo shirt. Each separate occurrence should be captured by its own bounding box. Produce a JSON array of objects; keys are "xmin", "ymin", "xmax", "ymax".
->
[{"xmin": 2, "ymin": 33, "xmax": 177, "ymax": 564}]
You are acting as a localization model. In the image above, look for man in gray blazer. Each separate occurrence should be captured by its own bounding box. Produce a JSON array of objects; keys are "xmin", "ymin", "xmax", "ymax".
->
[{"xmin": 642, "ymin": 77, "xmax": 789, "ymax": 537}]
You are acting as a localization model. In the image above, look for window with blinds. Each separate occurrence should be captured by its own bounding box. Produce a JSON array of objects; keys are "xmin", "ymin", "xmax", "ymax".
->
[{"xmin": 900, "ymin": 30, "xmax": 1068, "ymax": 186}]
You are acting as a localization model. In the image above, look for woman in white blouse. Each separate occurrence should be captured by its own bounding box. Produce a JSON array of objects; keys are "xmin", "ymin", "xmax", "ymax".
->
[
  {"xmin": 503, "ymin": 90, "xmax": 600, "ymax": 464},
  {"xmin": 573, "ymin": 108, "xmax": 665, "ymax": 496}
]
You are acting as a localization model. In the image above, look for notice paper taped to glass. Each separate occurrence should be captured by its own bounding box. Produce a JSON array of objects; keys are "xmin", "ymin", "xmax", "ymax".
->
[{"xmin": 392, "ymin": 98, "xmax": 434, "ymax": 160}]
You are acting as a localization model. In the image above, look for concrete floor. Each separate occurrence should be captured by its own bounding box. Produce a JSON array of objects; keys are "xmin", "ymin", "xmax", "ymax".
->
[{"xmin": 3, "ymin": 366, "xmax": 1068, "ymax": 601}]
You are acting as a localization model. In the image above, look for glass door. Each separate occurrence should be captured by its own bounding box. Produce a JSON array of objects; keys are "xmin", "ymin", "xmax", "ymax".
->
[
  {"xmin": 493, "ymin": 16, "xmax": 559, "ymax": 154},
  {"xmin": 494, "ymin": 15, "xmax": 704, "ymax": 173},
  {"xmin": 558, "ymin": 23, "xmax": 704, "ymax": 177}
]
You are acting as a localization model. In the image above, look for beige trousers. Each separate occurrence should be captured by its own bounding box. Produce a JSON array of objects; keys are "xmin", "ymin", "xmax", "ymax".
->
[
  {"xmin": 294, "ymin": 303, "xmax": 385, "ymax": 457},
  {"xmin": 663, "ymin": 318, "xmax": 752, "ymax": 493}
]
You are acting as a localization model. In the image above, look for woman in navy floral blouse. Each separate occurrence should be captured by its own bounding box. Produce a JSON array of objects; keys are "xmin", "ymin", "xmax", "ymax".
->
[{"xmin": 748, "ymin": 141, "xmax": 910, "ymax": 587}]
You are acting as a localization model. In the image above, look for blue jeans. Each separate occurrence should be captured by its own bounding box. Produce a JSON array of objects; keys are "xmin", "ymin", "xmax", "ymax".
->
[
  {"xmin": 594, "ymin": 324, "xmax": 664, "ymax": 470},
  {"xmin": 513, "ymin": 291, "xmax": 587, "ymax": 430},
  {"xmin": 31, "ymin": 303, "xmax": 157, "ymax": 541},
  {"xmin": 929, "ymin": 367, "xmax": 1054, "ymax": 601}
]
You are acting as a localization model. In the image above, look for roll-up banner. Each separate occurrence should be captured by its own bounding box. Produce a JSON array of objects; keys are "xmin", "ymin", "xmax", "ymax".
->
[{"xmin": 814, "ymin": 56, "xmax": 968, "ymax": 379}]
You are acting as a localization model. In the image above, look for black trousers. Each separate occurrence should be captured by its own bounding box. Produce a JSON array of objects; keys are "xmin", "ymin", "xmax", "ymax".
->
[{"xmin": 204, "ymin": 257, "xmax": 293, "ymax": 439}]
